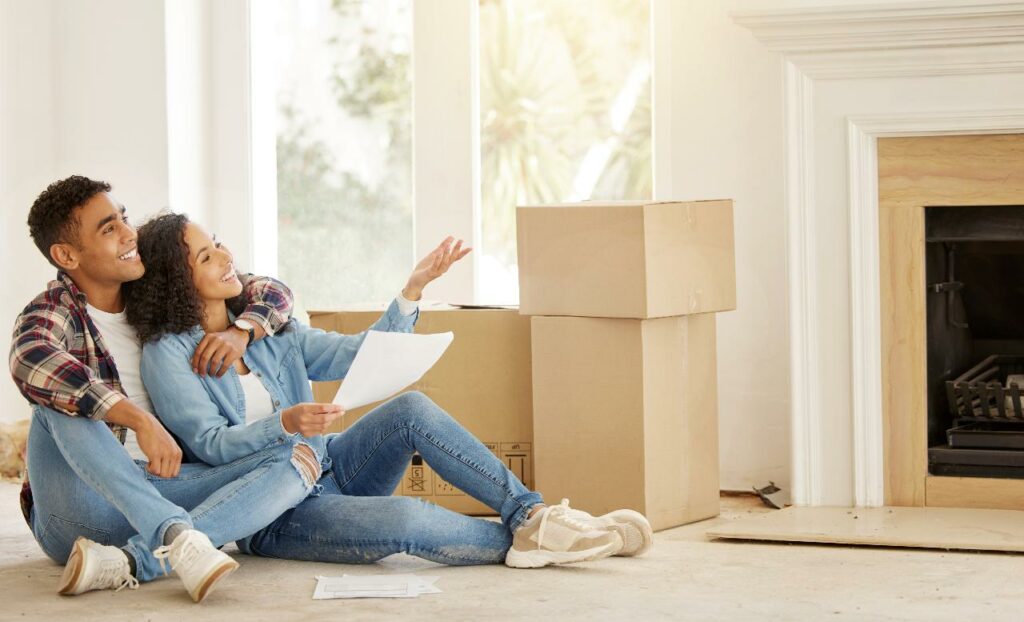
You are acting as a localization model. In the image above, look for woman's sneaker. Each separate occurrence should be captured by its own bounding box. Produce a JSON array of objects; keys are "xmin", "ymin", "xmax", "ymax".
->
[
  {"xmin": 558, "ymin": 499, "xmax": 654, "ymax": 557},
  {"xmin": 153, "ymin": 529, "xmax": 239, "ymax": 603},
  {"xmin": 58, "ymin": 537, "xmax": 139, "ymax": 595},
  {"xmin": 505, "ymin": 501, "xmax": 622, "ymax": 569}
]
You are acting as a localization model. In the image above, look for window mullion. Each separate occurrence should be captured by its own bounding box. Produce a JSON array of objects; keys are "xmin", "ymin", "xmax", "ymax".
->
[{"xmin": 412, "ymin": 0, "xmax": 480, "ymax": 304}]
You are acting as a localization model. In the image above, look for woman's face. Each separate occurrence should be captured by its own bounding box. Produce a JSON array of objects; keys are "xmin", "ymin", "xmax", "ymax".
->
[{"xmin": 183, "ymin": 223, "xmax": 243, "ymax": 301}]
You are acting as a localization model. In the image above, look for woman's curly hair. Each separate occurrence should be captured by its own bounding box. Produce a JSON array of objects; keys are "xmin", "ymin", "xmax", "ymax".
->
[{"xmin": 124, "ymin": 213, "xmax": 207, "ymax": 343}]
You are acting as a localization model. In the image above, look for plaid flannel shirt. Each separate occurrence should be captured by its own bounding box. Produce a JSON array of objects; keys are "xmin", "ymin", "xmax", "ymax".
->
[{"xmin": 9, "ymin": 271, "xmax": 293, "ymax": 523}]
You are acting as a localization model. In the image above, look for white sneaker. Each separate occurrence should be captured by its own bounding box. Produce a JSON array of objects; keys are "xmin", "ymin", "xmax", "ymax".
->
[
  {"xmin": 505, "ymin": 500, "xmax": 622, "ymax": 569},
  {"xmin": 559, "ymin": 499, "xmax": 654, "ymax": 557},
  {"xmin": 153, "ymin": 529, "xmax": 238, "ymax": 603},
  {"xmin": 58, "ymin": 537, "xmax": 139, "ymax": 595}
]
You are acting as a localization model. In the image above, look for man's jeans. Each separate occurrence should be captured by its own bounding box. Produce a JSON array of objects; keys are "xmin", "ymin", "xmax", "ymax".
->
[
  {"xmin": 27, "ymin": 406, "xmax": 314, "ymax": 581},
  {"xmin": 240, "ymin": 391, "xmax": 543, "ymax": 565}
]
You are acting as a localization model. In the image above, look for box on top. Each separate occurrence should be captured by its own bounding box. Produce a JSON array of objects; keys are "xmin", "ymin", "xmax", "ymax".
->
[{"xmin": 516, "ymin": 199, "xmax": 736, "ymax": 319}]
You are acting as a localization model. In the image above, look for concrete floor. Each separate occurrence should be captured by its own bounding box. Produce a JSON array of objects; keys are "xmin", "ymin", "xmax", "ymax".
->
[{"xmin": 2, "ymin": 483, "xmax": 1022, "ymax": 621}]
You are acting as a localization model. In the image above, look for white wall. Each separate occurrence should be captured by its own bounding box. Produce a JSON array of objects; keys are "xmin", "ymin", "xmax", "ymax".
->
[
  {"xmin": 51, "ymin": 0, "xmax": 170, "ymax": 208},
  {"xmin": 1, "ymin": 0, "xmax": 57, "ymax": 425},
  {"xmin": 165, "ymin": 0, "xmax": 213, "ymax": 226},
  {"xmin": 0, "ymin": 0, "xmax": 171, "ymax": 424},
  {"xmin": 655, "ymin": 0, "xmax": 790, "ymax": 491}
]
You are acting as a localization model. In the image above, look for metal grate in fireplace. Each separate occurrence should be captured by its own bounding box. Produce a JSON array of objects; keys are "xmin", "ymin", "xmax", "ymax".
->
[
  {"xmin": 931, "ymin": 343, "xmax": 1024, "ymax": 477},
  {"xmin": 945, "ymin": 355, "xmax": 1024, "ymax": 422}
]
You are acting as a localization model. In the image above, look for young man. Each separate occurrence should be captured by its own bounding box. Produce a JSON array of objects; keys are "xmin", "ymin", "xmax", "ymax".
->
[{"xmin": 10, "ymin": 176, "xmax": 323, "ymax": 602}]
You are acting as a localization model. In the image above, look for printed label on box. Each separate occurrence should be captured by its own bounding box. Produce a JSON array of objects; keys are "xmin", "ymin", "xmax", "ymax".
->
[
  {"xmin": 500, "ymin": 442, "xmax": 533, "ymax": 488},
  {"xmin": 402, "ymin": 454, "xmax": 432, "ymax": 496},
  {"xmin": 435, "ymin": 477, "xmax": 459, "ymax": 496},
  {"xmin": 400, "ymin": 444, "xmax": 532, "ymax": 498}
]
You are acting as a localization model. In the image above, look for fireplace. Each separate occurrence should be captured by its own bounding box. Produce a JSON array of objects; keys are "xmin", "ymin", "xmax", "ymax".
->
[
  {"xmin": 879, "ymin": 134, "xmax": 1024, "ymax": 509},
  {"xmin": 925, "ymin": 206, "xmax": 1024, "ymax": 478},
  {"xmin": 730, "ymin": 0, "xmax": 1024, "ymax": 507}
]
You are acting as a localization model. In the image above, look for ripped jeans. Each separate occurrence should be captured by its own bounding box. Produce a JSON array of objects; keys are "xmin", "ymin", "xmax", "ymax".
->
[
  {"xmin": 238, "ymin": 391, "xmax": 544, "ymax": 565},
  {"xmin": 27, "ymin": 406, "xmax": 315, "ymax": 582}
]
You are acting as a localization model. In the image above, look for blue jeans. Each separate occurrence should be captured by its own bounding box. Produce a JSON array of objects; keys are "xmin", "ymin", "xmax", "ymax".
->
[
  {"xmin": 27, "ymin": 406, "xmax": 314, "ymax": 581},
  {"xmin": 240, "ymin": 391, "xmax": 543, "ymax": 565}
]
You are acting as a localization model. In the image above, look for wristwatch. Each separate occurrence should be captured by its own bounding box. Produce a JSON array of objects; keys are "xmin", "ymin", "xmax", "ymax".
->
[{"xmin": 233, "ymin": 318, "xmax": 256, "ymax": 345}]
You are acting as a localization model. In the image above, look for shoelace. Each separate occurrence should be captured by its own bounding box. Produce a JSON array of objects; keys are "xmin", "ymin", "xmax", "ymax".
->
[
  {"xmin": 534, "ymin": 499, "xmax": 594, "ymax": 550},
  {"xmin": 153, "ymin": 534, "xmax": 203, "ymax": 575},
  {"xmin": 96, "ymin": 560, "xmax": 140, "ymax": 592}
]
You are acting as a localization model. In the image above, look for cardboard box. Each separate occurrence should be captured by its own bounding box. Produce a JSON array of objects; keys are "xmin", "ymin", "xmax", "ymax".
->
[
  {"xmin": 308, "ymin": 304, "xmax": 533, "ymax": 515},
  {"xmin": 530, "ymin": 313, "xmax": 720, "ymax": 531},
  {"xmin": 516, "ymin": 199, "xmax": 736, "ymax": 319}
]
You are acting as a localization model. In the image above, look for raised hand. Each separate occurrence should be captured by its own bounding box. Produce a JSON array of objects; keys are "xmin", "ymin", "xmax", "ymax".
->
[{"xmin": 404, "ymin": 236, "xmax": 472, "ymax": 300}]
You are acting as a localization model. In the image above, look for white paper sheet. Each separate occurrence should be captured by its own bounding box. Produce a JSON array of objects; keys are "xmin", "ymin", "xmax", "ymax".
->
[
  {"xmin": 333, "ymin": 330, "xmax": 454, "ymax": 410},
  {"xmin": 313, "ymin": 574, "xmax": 442, "ymax": 600}
]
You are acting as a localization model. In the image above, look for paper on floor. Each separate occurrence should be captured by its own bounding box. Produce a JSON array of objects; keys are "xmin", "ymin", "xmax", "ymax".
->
[
  {"xmin": 313, "ymin": 574, "xmax": 442, "ymax": 600},
  {"xmin": 333, "ymin": 330, "xmax": 453, "ymax": 410}
]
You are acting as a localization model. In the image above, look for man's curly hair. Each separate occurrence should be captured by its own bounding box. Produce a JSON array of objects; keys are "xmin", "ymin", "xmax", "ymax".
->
[
  {"xmin": 28, "ymin": 175, "xmax": 111, "ymax": 268},
  {"xmin": 124, "ymin": 213, "xmax": 207, "ymax": 343}
]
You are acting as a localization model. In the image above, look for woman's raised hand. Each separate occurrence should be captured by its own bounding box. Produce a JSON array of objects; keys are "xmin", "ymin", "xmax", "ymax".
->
[{"xmin": 403, "ymin": 236, "xmax": 472, "ymax": 300}]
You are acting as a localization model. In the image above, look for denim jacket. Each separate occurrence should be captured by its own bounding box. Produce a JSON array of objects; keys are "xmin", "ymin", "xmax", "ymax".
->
[{"xmin": 140, "ymin": 299, "xmax": 418, "ymax": 467}]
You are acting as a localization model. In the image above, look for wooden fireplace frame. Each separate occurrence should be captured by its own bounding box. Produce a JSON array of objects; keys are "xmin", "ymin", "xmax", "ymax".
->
[{"xmin": 881, "ymin": 133, "xmax": 1024, "ymax": 508}]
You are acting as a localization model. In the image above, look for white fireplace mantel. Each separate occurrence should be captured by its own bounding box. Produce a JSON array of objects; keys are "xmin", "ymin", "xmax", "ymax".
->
[
  {"xmin": 732, "ymin": 1, "xmax": 1024, "ymax": 507},
  {"xmin": 733, "ymin": 2, "xmax": 1024, "ymax": 53},
  {"xmin": 734, "ymin": 1, "xmax": 1024, "ymax": 77}
]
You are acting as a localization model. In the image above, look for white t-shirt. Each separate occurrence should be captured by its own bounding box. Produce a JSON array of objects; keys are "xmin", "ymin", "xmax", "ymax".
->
[
  {"xmin": 86, "ymin": 304, "xmax": 150, "ymax": 460},
  {"xmin": 238, "ymin": 371, "xmax": 275, "ymax": 425}
]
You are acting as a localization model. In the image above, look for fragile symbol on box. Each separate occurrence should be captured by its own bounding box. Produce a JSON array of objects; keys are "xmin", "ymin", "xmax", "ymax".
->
[
  {"xmin": 409, "ymin": 467, "xmax": 427, "ymax": 492},
  {"xmin": 403, "ymin": 454, "xmax": 432, "ymax": 495}
]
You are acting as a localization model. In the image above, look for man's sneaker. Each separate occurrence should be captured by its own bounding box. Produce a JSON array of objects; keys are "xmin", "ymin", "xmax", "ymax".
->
[
  {"xmin": 153, "ymin": 529, "xmax": 238, "ymax": 603},
  {"xmin": 558, "ymin": 499, "xmax": 654, "ymax": 557},
  {"xmin": 58, "ymin": 537, "xmax": 139, "ymax": 595},
  {"xmin": 505, "ymin": 500, "xmax": 622, "ymax": 569}
]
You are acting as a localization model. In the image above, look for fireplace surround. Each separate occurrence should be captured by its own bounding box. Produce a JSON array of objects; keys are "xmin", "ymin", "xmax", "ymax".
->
[{"xmin": 735, "ymin": 1, "xmax": 1024, "ymax": 506}]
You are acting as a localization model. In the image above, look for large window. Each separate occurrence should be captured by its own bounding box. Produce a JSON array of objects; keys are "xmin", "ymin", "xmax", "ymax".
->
[
  {"xmin": 478, "ymin": 0, "xmax": 652, "ymax": 303},
  {"xmin": 260, "ymin": 1, "xmax": 651, "ymax": 308},
  {"xmin": 273, "ymin": 0, "xmax": 413, "ymax": 314}
]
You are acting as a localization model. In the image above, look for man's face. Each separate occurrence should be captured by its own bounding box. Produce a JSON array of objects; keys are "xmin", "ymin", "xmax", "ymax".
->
[{"xmin": 60, "ymin": 192, "xmax": 144, "ymax": 285}]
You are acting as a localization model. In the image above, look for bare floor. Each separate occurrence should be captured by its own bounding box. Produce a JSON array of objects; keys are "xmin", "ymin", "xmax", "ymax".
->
[{"xmin": 1, "ymin": 483, "xmax": 1021, "ymax": 622}]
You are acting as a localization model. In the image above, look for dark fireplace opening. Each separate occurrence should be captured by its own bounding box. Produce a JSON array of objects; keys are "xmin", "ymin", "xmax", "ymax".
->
[{"xmin": 926, "ymin": 205, "xmax": 1024, "ymax": 478}]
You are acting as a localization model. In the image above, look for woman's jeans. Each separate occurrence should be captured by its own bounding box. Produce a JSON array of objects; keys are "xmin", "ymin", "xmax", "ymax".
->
[
  {"xmin": 240, "ymin": 391, "xmax": 544, "ymax": 565},
  {"xmin": 27, "ymin": 406, "xmax": 314, "ymax": 582}
]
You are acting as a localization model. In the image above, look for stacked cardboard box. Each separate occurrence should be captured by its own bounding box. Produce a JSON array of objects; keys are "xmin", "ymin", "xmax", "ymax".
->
[
  {"xmin": 308, "ymin": 304, "xmax": 532, "ymax": 515},
  {"xmin": 516, "ymin": 199, "xmax": 735, "ymax": 531}
]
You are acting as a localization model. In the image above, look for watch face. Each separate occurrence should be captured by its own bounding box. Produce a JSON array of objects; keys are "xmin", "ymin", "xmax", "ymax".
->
[{"xmin": 234, "ymin": 319, "xmax": 255, "ymax": 331}]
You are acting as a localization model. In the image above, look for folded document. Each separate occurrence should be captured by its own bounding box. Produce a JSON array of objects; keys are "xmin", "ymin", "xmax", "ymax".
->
[{"xmin": 313, "ymin": 574, "xmax": 442, "ymax": 599}]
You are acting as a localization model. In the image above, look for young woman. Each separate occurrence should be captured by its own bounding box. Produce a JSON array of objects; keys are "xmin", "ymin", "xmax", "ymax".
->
[{"xmin": 127, "ymin": 213, "xmax": 652, "ymax": 569}]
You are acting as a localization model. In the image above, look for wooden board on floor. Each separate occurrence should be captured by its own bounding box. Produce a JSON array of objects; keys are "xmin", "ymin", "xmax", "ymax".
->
[{"xmin": 706, "ymin": 506, "xmax": 1024, "ymax": 553}]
